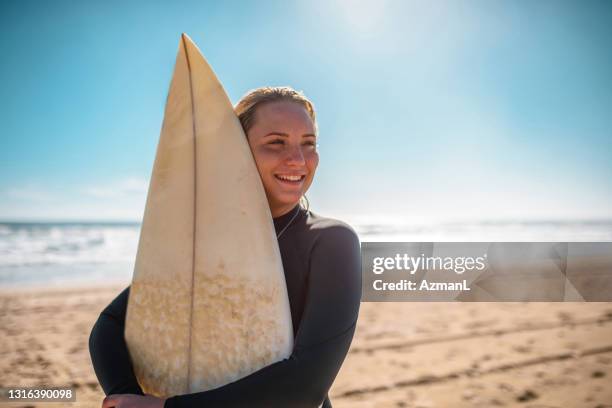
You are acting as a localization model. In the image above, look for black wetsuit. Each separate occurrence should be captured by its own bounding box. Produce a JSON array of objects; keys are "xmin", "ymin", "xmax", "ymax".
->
[{"xmin": 89, "ymin": 204, "xmax": 362, "ymax": 408}]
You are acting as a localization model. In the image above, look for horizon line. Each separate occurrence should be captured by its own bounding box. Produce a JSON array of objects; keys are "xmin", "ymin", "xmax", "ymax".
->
[{"xmin": 2, "ymin": 217, "xmax": 612, "ymax": 225}]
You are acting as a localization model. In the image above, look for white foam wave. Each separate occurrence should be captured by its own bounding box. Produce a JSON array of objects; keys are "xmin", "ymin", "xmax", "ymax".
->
[{"xmin": 0, "ymin": 223, "xmax": 139, "ymax": 267}]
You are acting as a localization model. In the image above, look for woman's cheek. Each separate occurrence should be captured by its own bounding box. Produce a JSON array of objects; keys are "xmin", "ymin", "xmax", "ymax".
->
[
  {"xmin": 307, "ymin": 150, "xmax": 320, "ymax": 169},
  {"xmin": 255, "ymin": 146, "xmax": 282, "ymax": 161},
  {"xmin": 251, "ymin": 147, "xmax": 278, "ymax": 173}
]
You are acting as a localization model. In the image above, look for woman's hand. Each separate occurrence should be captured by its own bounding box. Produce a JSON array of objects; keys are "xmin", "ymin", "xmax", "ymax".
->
[{"xmin": 101, "ymin": 394, "xmax": 166, "ymax": 408}]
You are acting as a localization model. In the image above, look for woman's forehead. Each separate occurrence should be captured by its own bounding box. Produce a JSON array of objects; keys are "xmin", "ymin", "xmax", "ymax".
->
[{"xmin": 253, "ymin": 101, "xmax": 315, "ymax": 131}]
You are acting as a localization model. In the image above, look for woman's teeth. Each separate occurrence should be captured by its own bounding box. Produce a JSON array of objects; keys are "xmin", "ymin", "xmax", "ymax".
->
[{"xmin": 275, "ymin": 175, "xmax": 304, "ymax": 182}]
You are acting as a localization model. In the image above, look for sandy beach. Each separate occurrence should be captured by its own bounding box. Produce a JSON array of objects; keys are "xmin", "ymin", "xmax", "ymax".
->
[{"xmin": 1, "ymin": 285, "xmax": 611, "ymax": 408}]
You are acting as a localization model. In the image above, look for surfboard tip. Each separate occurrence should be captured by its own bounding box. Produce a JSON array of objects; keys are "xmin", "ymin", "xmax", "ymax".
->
[
  {"xmin": 181, "ymin": 32, "xmax": 191, "ymax": 41},
  {"xmin": 180, "ymin": 33, "xmax": 202, "ymax": 57}
]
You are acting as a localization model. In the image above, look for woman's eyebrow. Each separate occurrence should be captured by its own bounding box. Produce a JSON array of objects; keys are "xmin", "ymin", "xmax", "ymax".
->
[
  {"xmin": 263, "ymin": 132, "xmax": 316, "ymax": 138},
  {"xmin": 263, "ymin": 132, "xmax": 290, "ymax": 137}
]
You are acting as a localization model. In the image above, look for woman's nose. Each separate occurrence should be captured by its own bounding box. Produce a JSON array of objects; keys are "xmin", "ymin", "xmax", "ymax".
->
[{"xmin": 285, "ymin": 145, "xmax": 306, "ymax": 166}]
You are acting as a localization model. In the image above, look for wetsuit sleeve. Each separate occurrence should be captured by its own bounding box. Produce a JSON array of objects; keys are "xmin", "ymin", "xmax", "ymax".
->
[
  {"xmin": 164, "ymin": 225, "xmax": 362, "ymax": 408},
  {"xmin": 89, "ymin": 286, "xmax": 145, "ymax": 396}
]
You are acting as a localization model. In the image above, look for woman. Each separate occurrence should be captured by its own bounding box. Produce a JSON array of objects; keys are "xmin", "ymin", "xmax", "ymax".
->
[{"xmin": 89, "ymin": 87, "xmax": 362, "ymax": 408}]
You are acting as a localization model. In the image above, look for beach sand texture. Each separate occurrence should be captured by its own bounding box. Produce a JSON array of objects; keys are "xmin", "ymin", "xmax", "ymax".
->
[{"xmin": 1, "ymin": 285, "xmax": 611, "ymax": 408}]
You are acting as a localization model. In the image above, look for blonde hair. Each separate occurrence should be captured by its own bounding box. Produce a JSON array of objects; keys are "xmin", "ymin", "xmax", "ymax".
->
[
  {"xmin": 234, "ymin": 86, "xmax": 318, "ymax": 135},
  {"xmin": 234, "ymin": 86, "xmax": 316, "ymax": 212}
]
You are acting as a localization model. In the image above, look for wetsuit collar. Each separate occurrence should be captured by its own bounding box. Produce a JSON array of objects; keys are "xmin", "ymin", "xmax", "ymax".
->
[{"xmin": 273, "ymin": 204, "xmax": 301, "ymax": 236}]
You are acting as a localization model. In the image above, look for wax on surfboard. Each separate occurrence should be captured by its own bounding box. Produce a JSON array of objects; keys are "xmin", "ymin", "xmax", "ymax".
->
[{"xmin": 124, "ymin": 33, "xmax": 294, "ymax": 397}]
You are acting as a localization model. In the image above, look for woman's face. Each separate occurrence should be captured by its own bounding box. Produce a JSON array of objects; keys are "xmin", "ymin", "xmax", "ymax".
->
[{"xmin": 246, "ymin": 100, "xmax": 319, "ymax": 218}]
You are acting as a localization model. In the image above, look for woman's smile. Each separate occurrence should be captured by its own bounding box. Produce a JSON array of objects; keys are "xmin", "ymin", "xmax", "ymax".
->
[{"xmin": 274, "ymin": 173, "xmax": 306, "ymax": 185}]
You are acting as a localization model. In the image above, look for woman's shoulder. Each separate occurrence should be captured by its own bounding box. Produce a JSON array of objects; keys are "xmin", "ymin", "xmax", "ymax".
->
[
  {"xmin": 302, "ymin": 210, "xmax": 362, "ymax": 280},
  {"xmin": 302, "ymin": 210, "xmax": 360, "ymax": 249}
]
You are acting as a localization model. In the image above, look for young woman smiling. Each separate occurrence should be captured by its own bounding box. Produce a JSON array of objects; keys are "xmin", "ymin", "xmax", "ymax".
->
[{"xmin": 89, "ymin": 87, "xmax": 362, "ymax": 408}]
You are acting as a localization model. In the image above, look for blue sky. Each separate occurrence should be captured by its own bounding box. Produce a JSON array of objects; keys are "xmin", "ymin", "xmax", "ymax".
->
[{"xmin": 1, "ymin": 0, "xmax": 611, "ymax": 222}]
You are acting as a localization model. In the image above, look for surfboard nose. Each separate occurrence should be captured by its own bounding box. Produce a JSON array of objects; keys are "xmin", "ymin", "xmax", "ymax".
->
[
  {"xmin": 181, "ymin": 32, "xmax": 194, "ymax": 44},
  {"xmin": 179, "ymin": 33, "xmax": 204, "ymax": 67}
]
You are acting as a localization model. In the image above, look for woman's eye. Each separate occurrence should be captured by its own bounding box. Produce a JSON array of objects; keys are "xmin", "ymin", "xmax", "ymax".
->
[{"xmin": 265, "ymin": 139, "xmax": 317, "ymax": 149}]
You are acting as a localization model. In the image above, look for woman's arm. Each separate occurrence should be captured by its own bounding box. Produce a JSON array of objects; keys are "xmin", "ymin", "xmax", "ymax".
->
[
  {"xmin": 89, "ymin": 286, "xmax": 145, "ymax": 396},
  {"xmin": 164, "ymin": 224, "xmax": 362, "ymax": 408}
]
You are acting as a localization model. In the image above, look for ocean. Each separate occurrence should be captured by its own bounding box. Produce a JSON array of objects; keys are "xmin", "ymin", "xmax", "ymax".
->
[{"xmin": 1, "ymin": 219, "xmax": 611, "ymax": 288}]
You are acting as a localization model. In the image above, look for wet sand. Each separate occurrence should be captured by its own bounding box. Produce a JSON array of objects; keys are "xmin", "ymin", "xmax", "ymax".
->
[{"xmin": 1, "ymin": 285, "xmax": 611, "ymax": 407}]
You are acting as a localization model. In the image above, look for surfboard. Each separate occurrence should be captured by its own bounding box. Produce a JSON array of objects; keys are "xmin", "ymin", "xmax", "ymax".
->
[{"xmin": 124, "ymin": 33, "xmax": 294, "ymax": 398}]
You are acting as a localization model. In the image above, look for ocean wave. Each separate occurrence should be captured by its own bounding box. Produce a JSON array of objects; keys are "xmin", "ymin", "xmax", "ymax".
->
[{"xmin": 0, "ymin": 223, "xmax": 139, "ymax": 267}]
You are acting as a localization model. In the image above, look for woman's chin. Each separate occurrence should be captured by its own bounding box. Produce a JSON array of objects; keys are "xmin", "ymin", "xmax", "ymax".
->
[{"xmin": 270, "ymin": 194, "xmax": 302, "ymax": 210}]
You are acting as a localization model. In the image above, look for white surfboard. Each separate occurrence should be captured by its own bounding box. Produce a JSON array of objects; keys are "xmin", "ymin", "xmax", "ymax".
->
[{"xmin": 124, "ymin": 33, "xmax": 294, "ymax": 398}]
